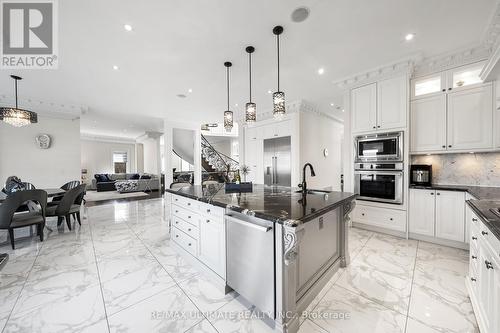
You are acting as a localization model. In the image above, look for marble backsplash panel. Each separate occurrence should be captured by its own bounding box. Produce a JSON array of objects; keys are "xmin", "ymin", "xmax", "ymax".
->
[{"xmin": 411, "ymin": 152, "xmax": 500, "ymax": 187}]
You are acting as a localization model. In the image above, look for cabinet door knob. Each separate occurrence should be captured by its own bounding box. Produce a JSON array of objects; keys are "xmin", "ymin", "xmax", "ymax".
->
[
  {"xmin": 482, "ymin": 231, "xmax": 488, "ymax": 236},
  {"xmin": 188, "ymin": 228, "xmax": 191, "ymax": 231},
  {"xmin": 430, "ymin": 192, "xmax": 434, "ymax": 195},
  {"xmin": 175, "ymin": 221, "xmax": 179, "ymax": 224},
  {"xmin": 187, "ymin": 203, "xmax": 191, "ymax": 206},
  {"xmin": 442, "ymin": 145, "xmax": 446, "ymax": 148},
  {"xmin": 175, "ymin": 235, "xmax": 179, "ymax": 238},
  {"xmin": 485, "ymin": 261, "xmax": 493, "ymax": 270},
  {"xmin": 448, "ymin": 87, "xmax": 452, "ymax": 91},
  {"xmin": 472, "ymin": 255, "xmax": 477, "ymax": 259},
  {"xmin": 442, "ymin": 89, "xmax": 446, "ymax": 92},
  {"xmin": 206, "ymin": 219, "xmax": 210, "ymax": 223},
  {"xmin": 377, "ymin": 126, "xmax": 380, "ymax": 128},
  {"xmin": 372, "ymin": 126, "xmax": 376, "ymax": 129},
  {"xmin": 436, "ymin": 193, "xmax": 440, "ymax": 195},
  {"xmin": 472, "ymin": 236, "xmax": 477, "ymax": 240},
  {"xmin": 361, "ymin": 213, "xmax": 365, "ymax": 216},
  {"xmin": 188, "ymin": 243, "xmax": 192, "ymax": 247},
  {"xmin": 175, "ymin": 210, "xmax": 178, "ymax": 213},
  {"xmin": 448, "ymin": 145, "xmax": 452, "ymax": 148},
  {"xmin": 207, "ymin": 209, "xmax": 211, "ymax": 213},
  {"xmin": 389, "ymin": 218, "xmax": 393, "ymax": 221},
  {"xmin": 472, "ymin": 218, "xmax": 478, "ymax": 222},
  {"xmin": 470, "ymin": 277, "xmax": 476, "ymax": 282}
]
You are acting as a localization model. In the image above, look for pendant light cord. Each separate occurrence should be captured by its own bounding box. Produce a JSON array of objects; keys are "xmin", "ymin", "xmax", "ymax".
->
[
  {"xmin": 14, "ymin": 79, "xmax": 18, "ymax": 109},
  {"xmin": 226, "ymin": 66, "xmax": 230, "ymax": 110},
  {"xmin": 277, "ymin": 34, "xmax": 280, "ymax": 91},
  {"xmin": 249, "ymin": 52, "xmax": 252, "ymax": 102}
]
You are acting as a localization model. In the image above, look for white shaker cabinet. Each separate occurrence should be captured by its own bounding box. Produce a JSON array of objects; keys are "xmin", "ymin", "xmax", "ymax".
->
[
  {"xmin": 377, "ymin": 76, "xmax": 407, "ymax": 130},
  {"xmin": 435, "ymin": 191, "xmax": 465, "ymax": 242},
  {"xmin": 410, "ymin": 95, "xmax": 447, "ymax": 152},
  {"xmin": 198, "ymin": 210, "xmax": 225, "ymax": 278},
  {"xmin": 409, "ymin": 189, "xmax": 435, "ymax": 236},
  {"xmin": 447, "ymin": 85, "xmax": 493, "ymax": 151},
  {"xmin": 351, "ymin": 76, "xmax": 408, "ymax": 133},
  {"xmin": 351, "ymin": 83, "xmax": 377, "ymax": 133},
  {"xmin": 409, "ymin": 189, "xmax": 465, "ymax": 243}
]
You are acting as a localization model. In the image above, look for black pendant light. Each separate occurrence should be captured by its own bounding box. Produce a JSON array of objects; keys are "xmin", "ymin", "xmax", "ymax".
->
[
  {"xmin": 223, "ymin": 61, "xmax": 233, "ymax": 131},
  {"xmin": 0, "ymin": 75, "xmax": 38, "ymax": 127},
  {"xmin": 245, "ymin": 46, "xmax": 256, "ymax": 123},
  {"xmin": 272, "ymin": 26, "xmax": 285, "ymax": 119}
]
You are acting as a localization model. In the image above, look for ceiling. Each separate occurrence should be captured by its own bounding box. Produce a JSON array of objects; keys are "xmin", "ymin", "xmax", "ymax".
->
[{"xmin": 0, "ymin": 0, "xmax": 496, "ymax": 138}]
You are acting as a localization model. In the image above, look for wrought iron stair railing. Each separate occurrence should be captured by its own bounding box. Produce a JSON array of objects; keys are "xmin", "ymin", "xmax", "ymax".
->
[{"xmin": 201, "ymin": 134, "xmax": 239, "ymax": 173}]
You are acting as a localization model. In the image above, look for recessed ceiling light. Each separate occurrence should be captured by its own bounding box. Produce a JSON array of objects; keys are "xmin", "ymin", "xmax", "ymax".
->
[
  {"xmin": 112, "ymin": 65, "xmax": 119, "ymax": 70},
  {"xmin": 318, "ymin": 68, "xmax": 325, "ymax": 75},
  {"xmin": 235, "ymin": 103, "xmax": 238, "ymax": 107},
  {"xmin": 291, "ymin": 7, "xmax": 310, "ymax": 23},
  {"xmin": 405, "ymin": 33, "xmax": 415, "ymax": 41},
  {"xmin": 188, "ymin": 88, "xmax": 193, "ymax": 93},
  {"xmin": 124, "ymin": 24, "xmax": 133, "ymax": 31},
  {"xmin": 342, "ymin": 109, "xmax": 345, "ymax": 113},
  {"xmin": 176, "ymin": 94, "xmax": 187, "ymax": 98},
  {"xmin": 267, "ymin": 90, "xmax": 272, "ymax": 94},
  {"xmin": 330, "ymin": 102, "xmax": 335, "ymax": 107}
]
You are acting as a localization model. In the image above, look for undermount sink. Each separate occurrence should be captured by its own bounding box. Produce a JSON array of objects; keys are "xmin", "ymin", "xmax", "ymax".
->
[{"xmin": 295, "ymin": 189, "xmax": 331, "ymax": 195}]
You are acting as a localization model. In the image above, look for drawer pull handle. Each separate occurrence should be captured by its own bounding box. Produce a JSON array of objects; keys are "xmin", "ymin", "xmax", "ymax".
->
[
  {"xmin": 430, "ymin": 192, "xmax": 434, "ymax": 195},
  {"xmin": 188, "ymin": 216, "xmax": 191, "ymax": 219},
  {"xmin": 389, "ymin": 218, "xmax": 393, "ymax": 221},
  {"xmin": 175, "ymin": 198, "xmax": 178, "ymax": 201},
  {"xmin": 361, "ymin": 213, "xmax": 365, "ymax": 216},
  {"xmin": 207, "ymin": 209, "xmax": 211, "ymax": 213},
  {"xmin": 436, "ymin": 193, "xmax": 440, "ymax": 195},
  {"xmin": 188, "ymin": 203, "xmax": 191, "ymax": 206},
  {"xmin": 481, "ymin": 231, "xmax": 488, "ymax": 236},
  {"xmin": 175, "ymin": 221, "xmax": 179, "ymax": 224},
  {"xmin": 188, "ymin": 243, "xmax": 192, "ymax": 246},
  {"xmin": 175, "ymin": 210, "xmax": 179, "ymax": 213},
  {"xmin": 485, "ymin": 261, "xmax": 494, "ymax": 270},
  {"xmin": 206, "ymin": 219, "xmax": 210, "ymax": 223},
  {"xmin": 472, "ymin": 236, "xmax": 477, "ymax": 240},
  {"xmin": 470, "ymin": 277, "xmax": 476, "ymax": 282},
  {"xmin": 188, "ymin": 228, "xmax": 191, "ymax": 231},
  {"xmin": 175, "ymin": 235, "xmax": 179, "ymax": 238},
  {"xmin": 472, "ymin": 218, "xmax": 477, "ymax": 222},
  {"xmin": 471, "ymin": 255, "xmax": 477, "ymax": 259}
]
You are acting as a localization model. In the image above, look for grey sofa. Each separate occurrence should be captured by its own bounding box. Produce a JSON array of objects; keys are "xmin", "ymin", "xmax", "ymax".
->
[{"xmin": 92, "ymin": 173, "xmax": 160, "ymax": 192}]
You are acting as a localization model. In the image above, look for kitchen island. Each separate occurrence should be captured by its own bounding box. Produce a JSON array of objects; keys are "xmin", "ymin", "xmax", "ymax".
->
[{"xmin": 165, "ymin": 184, "xmax": 356, "ymax": 333}]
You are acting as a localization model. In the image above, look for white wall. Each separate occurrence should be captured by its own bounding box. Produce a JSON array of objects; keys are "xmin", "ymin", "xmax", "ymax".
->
[
  {"xmin": 300, "ymin": 112, "xmax": 344, "ymax": 191},
  {"xmin": 80, "ymin": 139, "xmax": 137, "ymax": 183},
  {"xmin": 0, "ymin": 116, "xmax": 81, "ymax": 188},
  {"xmin": 143, "ymin": 138, "xmax": 159, "ymax": 174}
]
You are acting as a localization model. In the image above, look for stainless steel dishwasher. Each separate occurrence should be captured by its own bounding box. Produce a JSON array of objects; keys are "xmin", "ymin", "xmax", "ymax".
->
[{"xmin": 226, "ymin": 213, "xmax": 275, "ymax": 317}]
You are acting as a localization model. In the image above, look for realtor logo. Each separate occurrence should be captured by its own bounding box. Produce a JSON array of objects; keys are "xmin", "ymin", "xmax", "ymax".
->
[{"xmin": 1, "ymin": 0, "xmax": 58, "ymax": 69}]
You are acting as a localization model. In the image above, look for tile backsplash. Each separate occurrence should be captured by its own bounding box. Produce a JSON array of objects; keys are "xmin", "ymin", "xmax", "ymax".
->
[{"xmin": 411, "ymin": 152, "xmax": 500, "ymax": 187}]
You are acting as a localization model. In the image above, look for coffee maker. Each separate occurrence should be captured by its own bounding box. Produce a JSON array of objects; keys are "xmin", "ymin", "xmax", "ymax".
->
[{"xmin": 410, "ymin": 165, "xmax": 432, "ymax": 186}]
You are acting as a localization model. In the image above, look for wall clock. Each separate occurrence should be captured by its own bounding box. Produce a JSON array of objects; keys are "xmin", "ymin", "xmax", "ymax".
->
[{"xmin": 35, "ymin": 134, "xmax": 51, "ymax": 149}]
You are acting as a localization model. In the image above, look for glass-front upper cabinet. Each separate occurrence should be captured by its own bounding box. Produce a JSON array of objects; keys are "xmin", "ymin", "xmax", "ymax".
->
[
  {"xmin": 449, "ymin": 62, "xmax": 485, "ymax": 90},
  {"xmin": 411, "ymin": 73, "xmax": 445, "ymax": 99},
  {"xmin": 411, "ymin": 61, "xmax": 486, "ymax": 99}
]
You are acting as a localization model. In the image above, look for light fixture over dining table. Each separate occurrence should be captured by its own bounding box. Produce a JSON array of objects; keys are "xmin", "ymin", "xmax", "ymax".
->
[{"xmin": 0, "ymin": 75, "xmax": 38, "ymax": 127}]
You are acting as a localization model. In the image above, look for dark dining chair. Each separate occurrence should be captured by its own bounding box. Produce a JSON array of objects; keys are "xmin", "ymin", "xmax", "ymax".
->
[
  {"xmin": 49, "ymin": 180, "xmax": 80, "ymax": 205},
  {"xmin": 21, "ymin": 182, "xmax": 36, "ymax": 190},
  {"xmin": 0, "ymin": 190, "xmax": 47, "ymax": 249},
  {"xmin": 71, "ymin": 185, "xmax": 86, "ymax": 224},
  {"xmin": 46, "ymin": 184, "xmax": 86, "ymax": 230}
]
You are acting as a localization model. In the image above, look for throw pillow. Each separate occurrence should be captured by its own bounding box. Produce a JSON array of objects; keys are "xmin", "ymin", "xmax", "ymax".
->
[
  {"xmin": 140, "ymin": 174, "xmax": 151, "ymax": 179},
  {"xmin": 130, "ymin": 174, "xmax": 140, "ymax": 180}
]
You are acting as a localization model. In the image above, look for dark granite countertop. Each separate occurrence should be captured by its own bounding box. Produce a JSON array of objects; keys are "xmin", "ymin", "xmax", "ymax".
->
[
  {"xmin": 409, "ymin": 184, "xmax": 500, "ymax": 200},
  {"xmin": 166, "ymin": 184, "xmax": 357, "ymax": 226},
  {"xmin": 467, "ymin": 200, "xmax": 500, "ymax": 241}
]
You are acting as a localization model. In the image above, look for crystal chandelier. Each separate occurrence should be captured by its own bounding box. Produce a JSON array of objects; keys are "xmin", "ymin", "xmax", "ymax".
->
[
  {"xmin": 0, "ymin": 75, "xmax": 38, "ymax": 127},
  {"xmin": 272, "ymin": 26, "xmax": 285, "ymax": 119},
  {"xmin": 223, "ymin": 61, "xmax": 233, "ymax": 131},
  {"xmin": 245, "ymin": 46, "xmax": 256, "ymax": 123}
]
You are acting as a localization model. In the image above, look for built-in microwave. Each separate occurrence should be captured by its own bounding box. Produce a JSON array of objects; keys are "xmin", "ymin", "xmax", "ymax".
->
[{"xmin": 355, "ymin": 131, "xmax": 403, "ymax": 163}]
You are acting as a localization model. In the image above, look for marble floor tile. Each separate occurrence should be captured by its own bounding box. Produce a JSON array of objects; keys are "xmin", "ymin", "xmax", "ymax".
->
[
  {"xmin": 184, "ymin": 319, "xmax": 218, "ymax": 333},
  {"xmin": 416, "ymin": 241, "xmax": 469, "ymax": 275},
  {"xmin": 178, "ymin": 274, "xmax": 237, "ymax": 313},
  {"xmin": 4, "ymin": 285, "xmax": 106, "ymax": 333},
  {"xmin": 311, "ymin": 285, "xmax": 406, "ymax": 333},
  {"xmin": 148, "ymin": 245, "xmax": 199, "ymax": 283},
  {"xmin": 335, "ymin": 249, "xmax": 413, "ymax": 314},
  {"xmin": 405, "ymin": 318, "xmax": 442, "ymax": 333},
  {"xmin": 347, "ymin": 227, "xmax": 373, "ymax": 258},
  {"xmin": 298, "ymin": 319, "xmax": 328, "ymax": 333},
  {"xmin": 107, "ymin": 285, "xmax": 201, "ymax": 333},
  {"xmin": 101, "ymin": 262, "xmax": 176, "ymax": 315}
]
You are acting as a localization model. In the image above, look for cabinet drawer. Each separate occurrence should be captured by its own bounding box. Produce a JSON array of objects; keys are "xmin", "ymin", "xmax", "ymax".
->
[
  {"xmin": 198, "ymin": 202, "xmax": 224, "ymax": 220},
  {"xmin": 172, "ymin": 216, "xmax": 199, "ymax": 240},
  {"xmin": 172, "ymin": 227, "xmax": 198, "ymax": 257},
  {"xmin": 353, "ymin": 205, "xmax": 406, "ymax": 232},
  {"xmin": 172, "ymin": 195, "xmax": 198, "ymax": 211},
  {"xmin": 172, "ymin": 204, "xmax": 199, "ymax": 228}
]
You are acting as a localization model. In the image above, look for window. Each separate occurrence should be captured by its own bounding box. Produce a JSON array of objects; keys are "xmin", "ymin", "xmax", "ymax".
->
[{"xmin": 113, "ymin": 152, "xmax": 128, "ymax": 173}]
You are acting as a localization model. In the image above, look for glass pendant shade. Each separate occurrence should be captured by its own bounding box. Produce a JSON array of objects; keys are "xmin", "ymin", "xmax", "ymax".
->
[
  {"xmin": 0, "ymin": 75, "xmax": 37, "ymax": 127},
  {"xmin": 0, "ymin": 107, "xmax": 37, "ymax": 127},
  {"xmin": 245, "ymin": 102, "xmax": 256, "ymax": 123},
  {"xmin": 224, "ymin": 110, "xmax": 233, "ymax": 131},
  {"xmin": 272, "ymin": 91, "xmax": 286, "ymax": 118}
]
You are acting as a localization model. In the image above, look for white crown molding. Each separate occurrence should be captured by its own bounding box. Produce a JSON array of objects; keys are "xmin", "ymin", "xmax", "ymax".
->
[
  {"xmin": 236, "ymin": 99, "xmax": 343, "ymax": 124},
  {"xmin": 482, "ymin": 1, "xmax": 500, "ymax": 51},
  {"xmin": 333, "ymin": 56, "xmax": 417, "ymax": 90},
  {"xmin": 412, "ymin": 44, "xmax": 490, "ymax": 78},
  {"xmin": 80, "ymin": 133, "xmax": 137, "ymax": 144}
]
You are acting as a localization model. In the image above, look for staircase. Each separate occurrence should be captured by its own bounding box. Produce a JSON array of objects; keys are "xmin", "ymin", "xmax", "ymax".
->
[{"xmin": 201, "ymin": 135, "xmax": 239, "ymax": 173}]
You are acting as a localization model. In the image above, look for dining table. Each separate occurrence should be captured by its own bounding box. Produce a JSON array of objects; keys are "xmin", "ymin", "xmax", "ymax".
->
[{"xmin": 0, "ymin": 188, "xmax": 66, "ymax": 270}]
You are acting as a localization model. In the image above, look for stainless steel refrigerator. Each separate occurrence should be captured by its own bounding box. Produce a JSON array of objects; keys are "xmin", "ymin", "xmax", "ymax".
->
[{"xmin": 263, "ymin": 136, "xmax": 291, "ymax": 186}]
